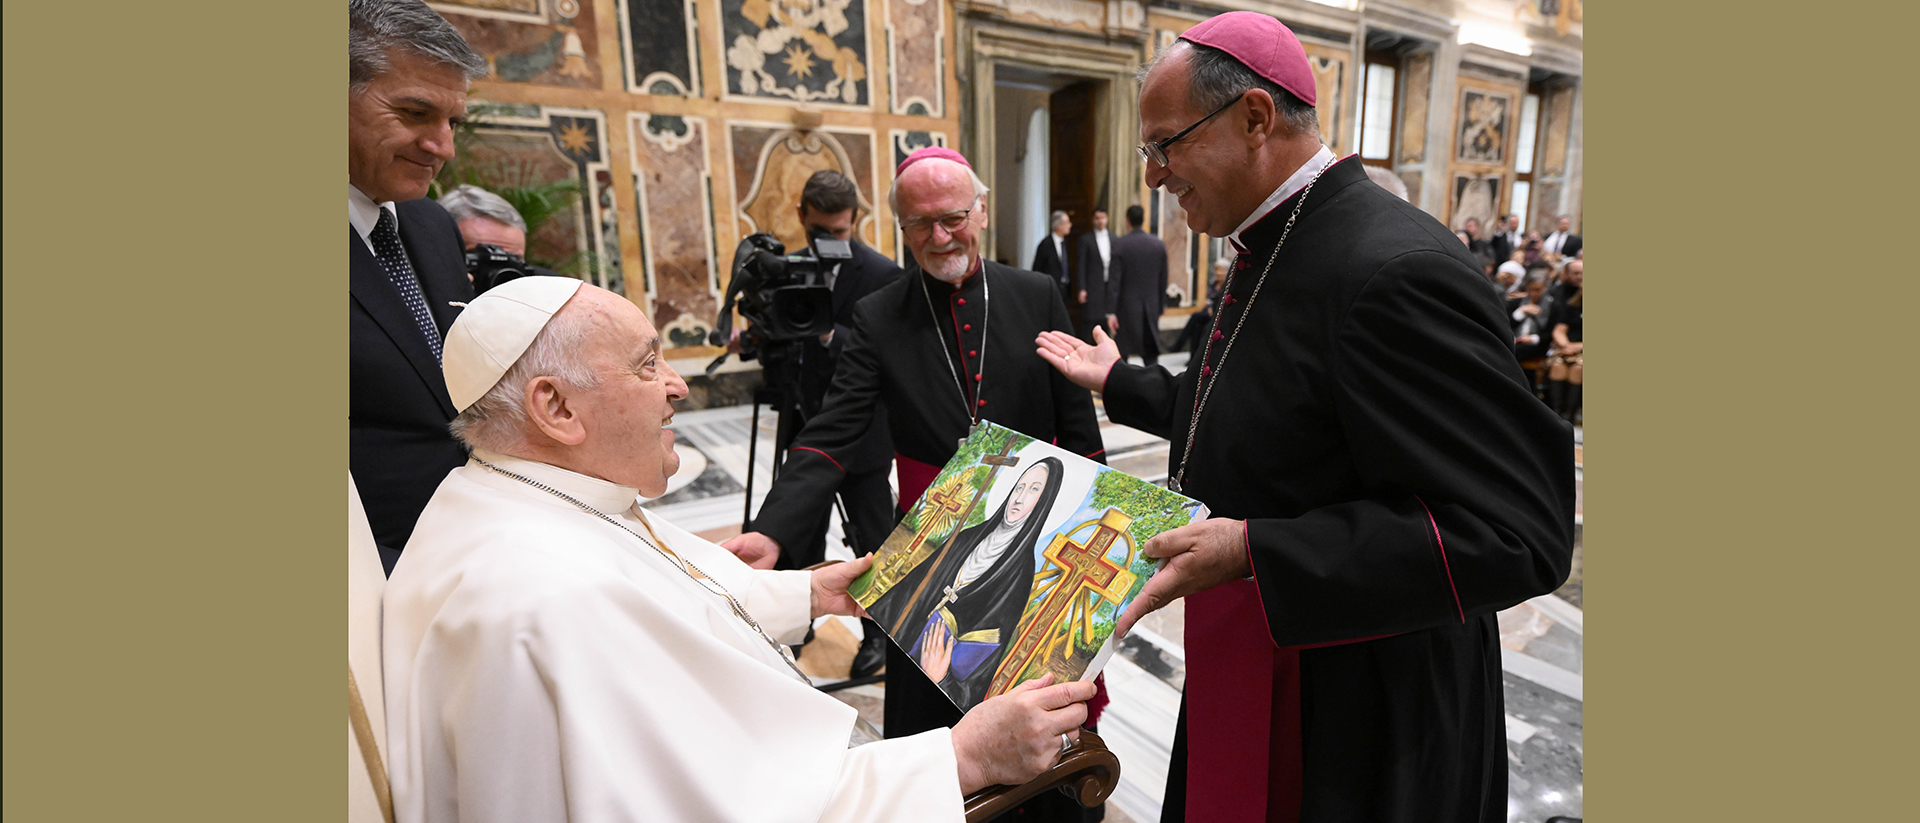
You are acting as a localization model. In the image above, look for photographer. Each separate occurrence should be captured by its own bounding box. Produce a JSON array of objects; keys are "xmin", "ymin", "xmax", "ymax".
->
[
  {"xmin": 436, "ymin": 183, "xmax": 561, "ymax": 293},
  {"xmin": 726, "ymin": 170, "xmax": 903, "ymax": 676}
]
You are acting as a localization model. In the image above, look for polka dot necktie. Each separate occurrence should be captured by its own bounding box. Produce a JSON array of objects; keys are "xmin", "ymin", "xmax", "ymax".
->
[{"xmin": 370, "ymin": 207, "xmax": 443, "ymax": 362}]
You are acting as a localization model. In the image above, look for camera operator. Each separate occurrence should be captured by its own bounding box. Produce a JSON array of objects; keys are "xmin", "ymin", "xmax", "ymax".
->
[
  {"xmin": 730, "ymin": 170, "xmax": 904, "ymax": 676},
  {"xmin": 437, "ymin": 183, "xmax": 562, "ymax": 294}
]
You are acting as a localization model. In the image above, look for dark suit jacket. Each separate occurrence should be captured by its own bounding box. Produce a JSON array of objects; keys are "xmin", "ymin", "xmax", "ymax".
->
[
  {"xmin": 803, "ymin": 239, "xmax": 903, "ymax": 472},
  {"xmin": 350, "ymin": 198, "xmax": 475, "ymax": 570},
  {"xmin": 1490, "ymin": 232, "xmax": 1516, "ymax": 268},
  {"xmin": 1110, "ymin": 228, "xmax": 1169, "ymax": 355},
  {"xmin": 1030, "ymin": 233, "xmax": 1070, "ymax": 293},
  {"xmin": 1076, "ymin": 230, "xmax": 1117, "ymax": 319}
]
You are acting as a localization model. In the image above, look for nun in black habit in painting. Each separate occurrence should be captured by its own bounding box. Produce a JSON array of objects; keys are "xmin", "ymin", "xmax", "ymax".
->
[{"xmin": 870, "ymin": 457, "xmax": 1066, "ymax": 708}]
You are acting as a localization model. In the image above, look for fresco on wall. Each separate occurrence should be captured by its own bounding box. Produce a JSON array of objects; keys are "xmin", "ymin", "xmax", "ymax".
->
[
  {"xmin": 1399, "ymin": 52, "xmax": 1431, "ymax": 164},
  {"xmin": 434, "ymin": 0, "xmax": 602, "ymax": 88},
  {"xmin": 1450, "ymin": 172, "xmax": 1503, "ymax": 234},
  {"xmin": 732, "ymin": 126, "xmax": 878, "ymax": 252},
  {"xmin": 1456, "ymin": 88, "xmax": 1512, "ymax": 165},
  {"xmin": 888, "ymin": 0, "xmax": 945, "ymax": 116},
  {"xmin": 723, "ymin": 0, "xmax": 872, "ymax": 106},
  {"xmin": 619, "ymin": 0, "xmax": 701, "ymax": 95},
  {"xmin": 457, "ymin": 107, "xmax": 622, "ymax": 295},
  {"xmin": 632, "ymin": 113, "xmax": 721, "ymax": 349}
]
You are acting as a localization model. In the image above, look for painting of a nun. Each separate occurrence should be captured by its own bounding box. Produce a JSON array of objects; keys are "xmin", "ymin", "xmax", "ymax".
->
[{"xmin": 868, "ymin": 457, "xmax": 1066, "ymax": 707}]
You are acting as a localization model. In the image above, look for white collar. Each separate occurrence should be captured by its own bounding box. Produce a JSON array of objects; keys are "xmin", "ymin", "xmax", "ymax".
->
[
  {"xmin": 1227, "ymin": 144, "xmax": 1335, "ymax": 249},
  {"xmin": 469, "ymin": 449, "xmax": 644, "ymax": 516},
  {"xmin": 349, "ymin": 184, "xmax": 398, "ymax": 253}
]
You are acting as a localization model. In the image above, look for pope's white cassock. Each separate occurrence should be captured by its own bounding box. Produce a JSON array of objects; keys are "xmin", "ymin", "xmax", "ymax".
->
[{"xmin": 383, "ymin": 449, "xmax": 966, "ymax": 823}]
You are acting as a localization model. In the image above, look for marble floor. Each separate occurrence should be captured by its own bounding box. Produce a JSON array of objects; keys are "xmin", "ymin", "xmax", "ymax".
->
[{"xmin": 648, "ymin": 352, "xmax": 1585, "ymax": 822}]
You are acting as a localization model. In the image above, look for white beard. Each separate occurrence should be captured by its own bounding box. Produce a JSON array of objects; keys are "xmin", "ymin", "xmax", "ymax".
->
[{"xmin": 921, "ymin": 242, "xmax": 973, "ymax": 283}]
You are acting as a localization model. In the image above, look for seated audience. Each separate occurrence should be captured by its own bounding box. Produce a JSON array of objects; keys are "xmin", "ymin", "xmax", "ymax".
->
[{"xmin": 1171, "ymin": 258, "xmax": 1229, "ymax": 352}]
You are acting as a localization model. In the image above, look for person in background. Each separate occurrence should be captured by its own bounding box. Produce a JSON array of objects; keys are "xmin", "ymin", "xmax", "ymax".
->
[{"xmin": 1031, "ymin": 210, "xmax": 1073, "ymax": 299}]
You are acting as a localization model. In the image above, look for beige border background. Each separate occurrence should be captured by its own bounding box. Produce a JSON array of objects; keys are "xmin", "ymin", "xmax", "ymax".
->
[{"xmin": 3, "ymin": 0, "xmax": 336, "ymax": 820}]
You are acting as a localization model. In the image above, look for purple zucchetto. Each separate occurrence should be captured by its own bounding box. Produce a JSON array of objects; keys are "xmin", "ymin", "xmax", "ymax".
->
[{"xmin": 1180, "ymin": 11, "xmax": 1317, "ymax": 108}]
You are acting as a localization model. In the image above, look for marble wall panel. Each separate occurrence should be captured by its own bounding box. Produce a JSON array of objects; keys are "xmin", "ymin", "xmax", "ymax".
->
[
  {"xmin": 722, "ymin": 0, "xmax": 872, "ymax": 106},
  {"xmin": 1531, "ymin": 180, "xmax": 1562, "ymax": 233},
  {"xmin": 435, "ymin": 0, "xmax": 602, "ymax": 88},
  {"xmin": 731, "ymin": 126, "xmax": 879, "ymax": 253},
  {"xmin": 1399, "ymin": 52, "xmax": 1431, "ymax": 164},
  {"xmin": 1301, "ymin": 43, "xmax": 1347, "ymax": 156},
  {"xmin": 620, "ymin": 0, "xmax": 701, "ymax": 95},
  {"xmin": 632, "ymin": 113, "xmax": 721, "ymax": 349},
  {"xmin": 1542, "ymin": 86, "xmax": 1573, "ymax": 176},
  {"xmin": 455, "ymin": 108, "xmax": 620, "ymax": 294},
  {"xmin": 1002, "ymin": 0, "xmax": 1105, "ymax": 35},
  {"xmin": 887, "ymin": 0, "xmax": 944, "ymax": 116}
]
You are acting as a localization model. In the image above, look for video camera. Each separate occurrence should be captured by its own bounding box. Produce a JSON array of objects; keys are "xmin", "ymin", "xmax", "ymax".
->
[
  {"xmin": 708, "ymin": 229, "xmax": 851, "ymax": 367},
  {"xmin": 464, "ymin": 244, "xmax": 533, "ymax": 295}
]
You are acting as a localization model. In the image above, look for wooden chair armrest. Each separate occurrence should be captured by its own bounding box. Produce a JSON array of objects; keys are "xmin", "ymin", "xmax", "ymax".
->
[{"xmin": 962, "ymin": 731, "xmax": 1120, "ymax": 823}]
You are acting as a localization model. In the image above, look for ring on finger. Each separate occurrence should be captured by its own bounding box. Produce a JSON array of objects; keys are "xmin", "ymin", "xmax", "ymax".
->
[{"xmin": 1059, "ymin": 733, "xmax": 1071, "ymax": 754}]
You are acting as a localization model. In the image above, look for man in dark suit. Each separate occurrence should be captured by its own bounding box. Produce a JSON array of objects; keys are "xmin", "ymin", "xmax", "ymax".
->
[
  {"xmin": 1075, "ymin": 207, "xmax": 1116, "ymax": 341},
  {"xmin": 765, "ymin": 169, "xmax": 905, "ymax": 675},
  {"xmin": 1489, "ymin": 213, "xmax": 1518, "ymax": 269},
  {"xmin": 1543, "ymin": 214, "xmax": 1582, "ymax": 261},
  {"xmin": 1030, "ymin": 209, "xmax": 1073, "ymax": 298},
  {"xmin": 348, "ymin": 0, "xmax": 487, "ymax": 573},
  {"xmin": 1109, "ymin": 205, "xmax": 1169, "ymax": 365}
]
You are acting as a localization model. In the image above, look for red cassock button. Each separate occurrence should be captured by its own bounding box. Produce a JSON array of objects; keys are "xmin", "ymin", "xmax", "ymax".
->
[
  {"xmin": 969, "ymin": 350, "xmax": 977, "ymax": 357},
  {"xmin": 963, "ymin": 323, "xmax": 973, "ymax": 331},
  {"xmin": 977, "ymin": 399, "xmax": 987, "ymax": 407},
  {"xmin": 1212, "ymin": 329, "xmax": 1225, "ymax": 340},
  {"xmin": 1223, "ymin": 294, "xmax": 1237, "ymax": 306},
  {"xmin": 974, "ymin": 373, "xmax": 982, "ymax": 381},
  {"xmin": 957, "ymin": 298, "xmax": 967, "ymax": 306}
]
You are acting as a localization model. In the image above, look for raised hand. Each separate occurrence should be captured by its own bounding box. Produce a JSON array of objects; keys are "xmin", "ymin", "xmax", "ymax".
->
[{"xmin": 1035, "ymin": 327, "xmax": 1121, "ymax": 392}]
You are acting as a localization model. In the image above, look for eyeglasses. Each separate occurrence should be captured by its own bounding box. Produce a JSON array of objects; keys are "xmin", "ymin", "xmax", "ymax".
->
[
  {"xmin": 899, "ymin": 207, "xmax": 975, "ymax": 236},
  {"xmin": 1136, "ymin": 95, "xmax": 1240, "ymax": 167}
]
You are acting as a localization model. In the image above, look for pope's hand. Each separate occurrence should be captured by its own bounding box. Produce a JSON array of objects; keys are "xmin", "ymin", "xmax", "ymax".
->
[
  {"xmin": 1035, "ymin": 327, "xmax": 1120, "ymax": 392},
  {"xmin": 1113, "ymin": 518, "xmax": 1250, "ymax": 640},
  {"xmin": 951, "ymin": 674, "xmax": 1095, "ymax": 794},
  {"xmin": 809, "ymin": 555, "xmax": 874, "ymax": 619},
  {"xmin": 721, "ymin": 531, "xmax": 781, "ymax": 569}
]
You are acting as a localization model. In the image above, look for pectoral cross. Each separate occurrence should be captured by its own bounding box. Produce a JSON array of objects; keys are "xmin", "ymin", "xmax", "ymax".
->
[
  {"xmin": 932, "ymin": 582, "xmax": 965, "ymax": 612},
  {"xmin": 887, "ymin": 437, "xmax": 1021, "ymax": 636},
  {"xmin": 986, "ymin": 508, "xmax": 1137, "ymax": 697}
]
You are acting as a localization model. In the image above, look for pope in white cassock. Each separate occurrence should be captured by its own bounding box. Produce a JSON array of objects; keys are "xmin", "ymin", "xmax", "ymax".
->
[{"xmin": 382, "ymin": 276, "xmax": 1095, "ymax": 823}]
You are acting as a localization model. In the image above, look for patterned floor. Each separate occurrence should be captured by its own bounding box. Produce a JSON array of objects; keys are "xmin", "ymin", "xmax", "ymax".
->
[{"xmin": 645, "ymin": 351, "xmax": 1585, "ymax": 822}]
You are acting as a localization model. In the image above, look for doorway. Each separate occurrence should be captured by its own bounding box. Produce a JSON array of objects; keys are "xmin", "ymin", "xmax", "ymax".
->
[{"xmin": 989, "ymin": 63, "xmax": 1110, "ymax": 333}]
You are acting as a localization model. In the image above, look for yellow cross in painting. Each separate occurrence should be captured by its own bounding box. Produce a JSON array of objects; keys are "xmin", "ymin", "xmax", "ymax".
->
[{"xmin": 986, "ymin": 508, "xmax": 1137, "ymax": 697}]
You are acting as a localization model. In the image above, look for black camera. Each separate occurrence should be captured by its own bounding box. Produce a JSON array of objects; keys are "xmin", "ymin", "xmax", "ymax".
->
[
  {"xmin": 709, "ymin": 230, "xmax": 850, "ymax": 354},
  {"xmin": 464, "ymin": 244, "xmax": 532, "ymax": 295}
]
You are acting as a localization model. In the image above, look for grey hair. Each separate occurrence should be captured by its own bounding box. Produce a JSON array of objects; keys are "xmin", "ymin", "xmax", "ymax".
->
[
  {"xmin": 889, "ymin": 160, "xmax": 990, "ymax": 215},
  {"xmin": 1141, "ymin": 39, "xmax": 1319, "ymax": 139},
  {"xmin": 349, "ymin": 0, "xmax": 487, "ymax": 91},
  {"xmin": 437, "ymin": 184, "xmax": 527, "ymax": 232},
  {"xmin": 1363, "ymin": 166, "xmax": 1409, "ymax": 201},
  {"xmin": 448, "ymin": 303, "xmax": 602, "ymax": 453},
  {"xmin": 1050, "ymin": 210, "xmax": 1070, "ymax": 228}
]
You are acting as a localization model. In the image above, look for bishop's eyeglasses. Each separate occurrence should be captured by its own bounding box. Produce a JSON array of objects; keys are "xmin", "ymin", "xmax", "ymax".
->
[
  {"xmin": 1136, "ymin": 95, "xmax": 1240, "ymax": 167},
  {"xmin": 898, "ymin": 207, "xmax": 975, "ymax": 236}
]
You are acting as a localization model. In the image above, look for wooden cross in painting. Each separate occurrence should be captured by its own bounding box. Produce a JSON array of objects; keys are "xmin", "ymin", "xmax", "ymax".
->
[
  {"xmin": 986, "ymin": 508, "xmax": 1137, "ymax": 697},
  {"xmin": 885, "ymin": 437, "xmax": 1021, "ymax": 636},
  {"xmin": 877, "ymin": 477, "xmax": 974, "ymax": 585}
]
